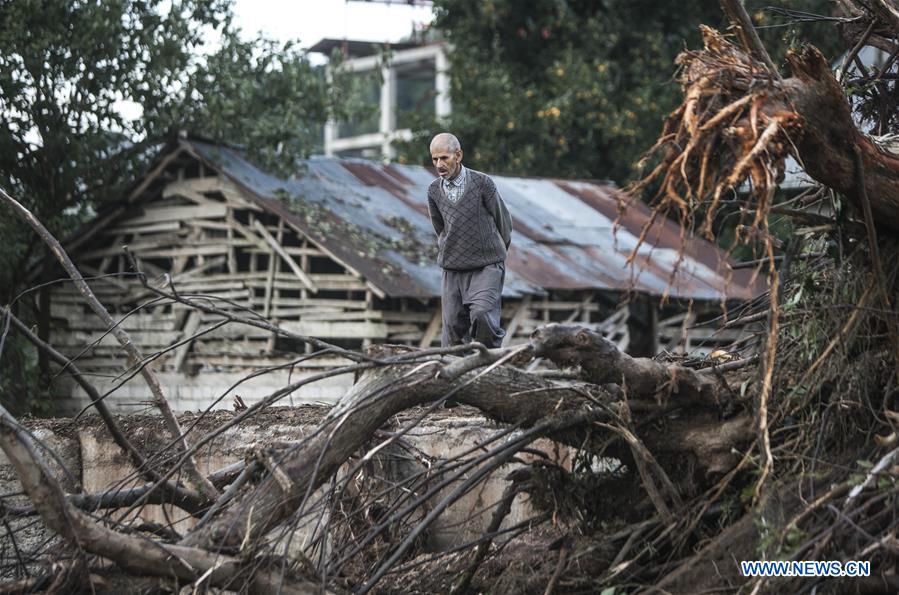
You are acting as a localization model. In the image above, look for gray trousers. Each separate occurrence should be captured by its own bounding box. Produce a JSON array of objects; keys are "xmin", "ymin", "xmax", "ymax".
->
[{"xmin": 441, "ymin": 262, "xmax": 506, "ymax": 348}]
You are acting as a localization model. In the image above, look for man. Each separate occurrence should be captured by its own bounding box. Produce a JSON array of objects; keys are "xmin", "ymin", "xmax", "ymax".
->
[{"xmin": 427, "ymin": 133, "xmax": 512, "ymax": 348}]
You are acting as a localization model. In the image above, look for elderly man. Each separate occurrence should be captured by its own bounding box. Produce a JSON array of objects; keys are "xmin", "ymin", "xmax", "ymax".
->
[{"xmin": 427, "ymin": 133, "xmax": 513, "ymax": 348}]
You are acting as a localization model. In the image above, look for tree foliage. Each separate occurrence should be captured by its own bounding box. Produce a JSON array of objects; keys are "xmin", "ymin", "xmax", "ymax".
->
[
  {"xmin": 0, "ymin": 0, "xmax": 356, "ymax": 411},
  {"xmin": 396, "ymin": 0, "xmax": 841, "ymax": 182},
  {"xmin": 0, "ymin": 0, "xmax": 349, "ymax": 296}
]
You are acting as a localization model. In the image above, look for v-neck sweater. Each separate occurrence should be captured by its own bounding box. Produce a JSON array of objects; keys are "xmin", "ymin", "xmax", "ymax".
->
[{"xmin": 427, "ymin": 168, "xmax": 512, "ymax": 270}]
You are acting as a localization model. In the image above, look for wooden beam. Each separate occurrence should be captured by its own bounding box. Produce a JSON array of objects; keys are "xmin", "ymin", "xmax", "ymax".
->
[
  {"xmin": 164, "ymin": 176, "xmax": 262, "ymax": 211},
  {"xmin": 280, "ymin": 320, "xmax": 387, "ymax": 339},
  {"xmin": 230, "ymin": 219, "xmax": 270, "ymax": 252},
  {"xmin": 166, "ymin": 177, "xmax": 235, "ymax": 194},
  {"xmin": 78, "ymin": 264, "xmax": 129, "ymax": 292},
  {"xmin": 419, "ymin": 309, "xmax": 442, "ymax": 348},
  {"xmin": 502, "ymin": 294, "xmax": 532, "ymax": 346},
  {"xmin": 172, "ymin": 256, "xmax": 228, "ymax": 282},
  {"xmin": 226, "ymin": 210, "xmax": 237, "ymax": 274},
  {"xmin": 171, "ymin": 310, "xmax": 201, "ymax": 372},
  {"xmin": 365, "ymin": 280, "xmax": 386, "ymax": 300},
  {"xmin": 104, "ymin": 221, "xmax": 181, "ymax": 236},
  {"xmin": 564, "ymin": 293, "xmax": 594, "ymax": 323},
  {"xmin": 128, "ymin": 204, "xmax": 228, "ymax": 226},
  {"xmin": 253, "ymin": 219, "xmax": 317, "ymax": 293},
  {"xmin": 263, "ymin": 232, "xmax": 277, "ymax": 319},
  {"xmin": 300, "ymin": 238, "xmax": 309, "ymax": 301},
  {"xmin": 128, "ymin": 148, "xmax": 185, "ymax": 202},
  {"xmin": 268, "ymin": 220, "xmax": 285, "ymax": 353}
]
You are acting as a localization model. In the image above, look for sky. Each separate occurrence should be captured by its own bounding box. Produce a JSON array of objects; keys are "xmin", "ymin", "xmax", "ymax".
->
[{"xmin": 231, "ymin": 0, "xmax": 435, "ymax": 63}]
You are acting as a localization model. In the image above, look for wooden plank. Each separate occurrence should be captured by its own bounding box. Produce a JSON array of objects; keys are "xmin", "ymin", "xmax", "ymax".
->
[
  {"xmin": 128, "ymin": 204, "xmax": 228, "ymax": 226},
  {"xmin": 78, "ymin": 264, "xmax": 130, "ymax": 292},
  {"xmin": 168, "ymin": 177, "xmax": 233, "ymax": 194},
  {"xmin": 170, "ymin": 281, "xmax": 248, "ymax": 292},
  {"xmin": 502, "ymin": 295, "xmax": 533, "ymax": 346},
  {"xmin": 229, "ymin": 218, "xmax": 270, "ymax": 253},
  {"xmin": 243, "ymin": 274, "xmax": 364, "ymax": 290},
  {"xmin": 595, "ymin": 307, "xmax": 628, "ymax": 333},
  {"xmin": 166, "ymin": 177, "xmax": 262, "ymax": 211},
  {"xmin": 263, "ymin": 224, "xmax": 278, "ymax": 318},
  {"xmin": 104, "ymin": 221, "xmax": 181, "ymax": 236},
  {"xmin": 53, "ymin": 281, "xmax": 129, "ymax": 297},
  {"xmin": 192, "ymin": 354, "xmax": 355, "ymax": 368},
  {"xmin": 188, "ymin": 220, "xmax": 233, "ymax": 232},
  {"xmin": 385, "ymin": 324, "xmax": 420, "ymax": 334},
  {"xmin": 253, "ymin": 219, "xmax": 317, "ymax": 293},
  {"xmin": 365, "ymin": 281, "xmax": 386, "ymax": 300},
  {"xmin": 164, "ymin": 189, "xmax": 222, "ymax": 208},
  {"xmin": 392, "ymin": 332, "xmax": 426, "ymax": 341},
  {"xmin": 278, "ymin": 217, "xmax": 388, "ymax": 300},
  {"xmin": 299, "ymin": 310, "xmax": 380, "ymax": 322},
  {"xmin": 52, "ymin": 330, "xmax": 181, "ymax": 348},
  {"xmin": 266, "ymin": 219, "xmax": 282, "ymax": 347},
  {"xmin": 52, "ymin": 315, "xmax": 177, "ymax": 332},
  {"xmin": 130, "ymin": 246, "xmax": 231, "ymax": 259},
  {"xmin": 96, "ymin": 234, "xmax": 123, "ymax": 274},
  {"xmin": 50, "ymin": 148, "xmax": 185, "ymax": 269},
  {"xmin": 659, "ymin": 312, "xmax": 689, "ymax": 328},
  {"xmin": 173, "ymin": 256, "xmax": 228, "ymax": 282},
  {"xmin": 80, "ymin": 232, "xmax": 189, "ymax": 258},
  {"xmin": 171, "ymin": 310, "xmax": 201, "ymax": 371},
  {"xmin": 226, "ymin": 211, "xmax": 237, "ymax": 274},
  {"xmin": 244, "ymin": 246, "xmax": 329, "ymax": 257},
  {"xmin": 279, "ymin": 320, "xmax": 388, "ymax": 339},
  {"xmin": 419, "ymin": 310, "xmax": 441, "ymax": 348},
  {"xmin": 658, "ymin": 328, "xmax": 746, "ymax": 342},
  {"xmin": 380, "ymin": 311, "xmax": 434, "ymax": 323}
]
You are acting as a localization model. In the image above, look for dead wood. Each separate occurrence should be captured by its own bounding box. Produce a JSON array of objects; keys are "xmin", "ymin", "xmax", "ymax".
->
[
  {"xmin": 630, "ymin": 26, "xmax": 899, "ymax": 238},
  {"xmin": 0, "ymin": 187, "xmax": 218, "ymax": 502},
  {"xmin": 184, "ymin": 325, "xmax": 749, "ymax": 554},
  {"xmin": 0, "ymin": 403, "xmax": 322, "ymax": 593}
]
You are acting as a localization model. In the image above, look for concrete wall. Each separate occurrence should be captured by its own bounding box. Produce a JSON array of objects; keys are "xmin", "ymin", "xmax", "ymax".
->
[
  {"xmin": 53, "ymin": 367, "xmax": 356, "ymax": 416},
  {"xmin": 0, "ymin": 407, "xmax": 569, "ymax": 563}
]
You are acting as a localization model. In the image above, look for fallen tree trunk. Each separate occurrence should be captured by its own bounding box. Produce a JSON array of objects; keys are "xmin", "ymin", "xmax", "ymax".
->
[
  {"xmin": 630, "ymin": 26, "xmax": 899, "ymax": 238},
  {"xmin": 187, "ymin": 325, "xmax": 753, "ymax": 551},
  {"xmin": 784, "ymin": 46, "xmax": 899, "ymax": 232}
]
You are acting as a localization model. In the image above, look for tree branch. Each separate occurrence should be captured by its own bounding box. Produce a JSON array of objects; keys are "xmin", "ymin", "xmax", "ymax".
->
[{"xmin": 0, "ymin": 186, "xmax": 219, "ymax": 502}]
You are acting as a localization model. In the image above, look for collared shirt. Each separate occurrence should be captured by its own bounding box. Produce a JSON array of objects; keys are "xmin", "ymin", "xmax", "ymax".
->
[{"xmin": 441, "ymin": 164, "xmax": 467, "ymax": 204}]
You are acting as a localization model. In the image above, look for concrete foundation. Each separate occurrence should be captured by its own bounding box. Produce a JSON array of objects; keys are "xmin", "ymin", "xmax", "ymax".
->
[{"xmin": 0, "ymin": 406, "xmax": 569, "ymax": 566}]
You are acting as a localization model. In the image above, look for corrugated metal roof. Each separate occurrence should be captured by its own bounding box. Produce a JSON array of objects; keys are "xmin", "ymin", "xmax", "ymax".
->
[{"xmin": 182, "ymin": 140, "xmax": 762, "ymax": 302}]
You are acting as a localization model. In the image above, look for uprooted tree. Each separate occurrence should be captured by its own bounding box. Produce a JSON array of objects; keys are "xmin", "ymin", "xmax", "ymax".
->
[{"xmin": 1, "ymin": 1, "xmax": 899, "ymax": 593}]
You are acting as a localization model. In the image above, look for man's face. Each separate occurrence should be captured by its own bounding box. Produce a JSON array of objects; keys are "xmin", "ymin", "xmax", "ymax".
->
[{"xmin": 431, "ymin": 144, "xmax": 463, "ymax": 179}]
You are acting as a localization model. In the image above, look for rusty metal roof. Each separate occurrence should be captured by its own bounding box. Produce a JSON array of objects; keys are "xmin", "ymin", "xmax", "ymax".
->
[{"xmin": 182, "ymin": 140, "xmax": 762, "ymax": 302}]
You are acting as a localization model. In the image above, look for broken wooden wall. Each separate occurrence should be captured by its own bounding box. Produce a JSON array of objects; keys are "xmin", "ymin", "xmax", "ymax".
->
[{"xmin": 45, "ymin": 160, "xmax": 753, "ymax": 413}]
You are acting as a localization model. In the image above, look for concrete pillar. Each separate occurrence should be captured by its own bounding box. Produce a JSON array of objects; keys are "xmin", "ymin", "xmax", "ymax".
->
[
  {"xmin": 435, "ymin": 47, "xmax": 452, "ymax": 120},
  {"xmin": 323, "ymin": 66, "xmax": 337, "ymax": 156},
  {"xmin": 324, "ymin": 121, "xmax": 338, "ymax": 157},
  {"xmin": 379, "ymin": 64, "xmax": 397, "ymax": 159}
]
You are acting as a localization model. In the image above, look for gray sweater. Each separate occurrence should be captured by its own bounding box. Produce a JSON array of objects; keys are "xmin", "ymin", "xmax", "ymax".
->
[{"xmin": 427, "ymin": 169, "xmax": 513, "ymax": 270}]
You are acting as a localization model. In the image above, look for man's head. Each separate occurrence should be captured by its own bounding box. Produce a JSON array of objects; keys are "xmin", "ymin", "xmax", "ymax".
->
[{"xmin": 430, "ymin": 133, "xmax": 463, "ymax": 180}]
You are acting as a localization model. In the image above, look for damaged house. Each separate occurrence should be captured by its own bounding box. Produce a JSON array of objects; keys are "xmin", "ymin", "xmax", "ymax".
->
[{"xmin": 38, "ymin": 138, "xmax": 762, "ymax": 414}]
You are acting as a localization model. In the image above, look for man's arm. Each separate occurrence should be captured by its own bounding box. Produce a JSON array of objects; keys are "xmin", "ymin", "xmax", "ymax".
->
[
  {"xmin": 427, "ymin": 190, "xmax": 445, "ymax": 236},
  {"xmin": 483, "ymin": 178, "xmax": 512, "ymax": 249}
]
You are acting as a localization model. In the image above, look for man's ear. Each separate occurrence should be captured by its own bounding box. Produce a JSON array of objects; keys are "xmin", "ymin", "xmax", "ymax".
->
[{"xmin": 457, "ymin": 149, "xmax": 463, "ymax": 162}]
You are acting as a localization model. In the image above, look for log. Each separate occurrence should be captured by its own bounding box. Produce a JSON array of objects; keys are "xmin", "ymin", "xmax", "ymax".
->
[
  {"xmin": 186, "ymin": 324, "xmax": 751, "ymax": 550},
  {"xmin": 781, "ymin": 45, "xmax": 899, "ymax": 231}
]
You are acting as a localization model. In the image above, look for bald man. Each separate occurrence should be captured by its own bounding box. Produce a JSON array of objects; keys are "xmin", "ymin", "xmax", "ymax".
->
[{"xmin": 427, "ymin": 133, "xmax": 513, "ymax": 348}]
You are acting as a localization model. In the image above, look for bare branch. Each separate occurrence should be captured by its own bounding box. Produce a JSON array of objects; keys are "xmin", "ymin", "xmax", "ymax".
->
[{"xmin": 0, "ymin": 186, "xmax": 218, "ymax": 502}]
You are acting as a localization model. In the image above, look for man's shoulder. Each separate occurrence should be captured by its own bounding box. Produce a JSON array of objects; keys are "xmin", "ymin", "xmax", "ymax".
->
[
  {"xmin": 427, "ymin": 178, "xmax": 442, "ymax": 193},
  {"xmin": 466, "ymin": 169, "xmax": 495, "ymax": 187}
]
